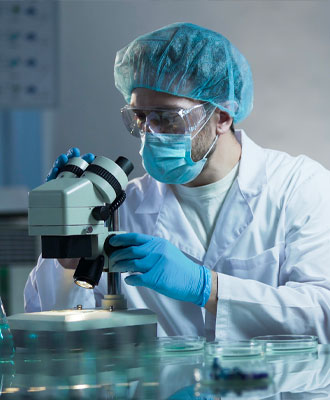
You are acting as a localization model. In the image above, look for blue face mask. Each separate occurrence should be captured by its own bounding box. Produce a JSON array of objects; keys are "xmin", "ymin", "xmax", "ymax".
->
[{"xmin": 140, "ymin": 131, "xmax": 218, "ymax": 185}]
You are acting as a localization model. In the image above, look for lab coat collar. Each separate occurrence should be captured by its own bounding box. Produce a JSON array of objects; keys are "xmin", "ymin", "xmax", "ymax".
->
[
  {"xmin": 135, "ymin": 129, "xmax": 267, "ymax": 215},
  {"xmin": 203, "ymin": 130, "xmax": 267, "ymax": 267},
  {"xmin": 135, "ymin": 176, "xmax": 206, "ymax": 259},
  {"xmin": 135, "ymin": 174, "xmax": 167, "ymax": 214},
  {"xmin": 235, "ymin": 130, "xmax": 267, "ymax": 198}
]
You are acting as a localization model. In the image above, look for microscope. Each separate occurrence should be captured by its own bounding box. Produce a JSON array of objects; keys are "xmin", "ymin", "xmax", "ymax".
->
[{"xmin": 8, "ymin": 155, "xmax": 157, "ymax": 349}]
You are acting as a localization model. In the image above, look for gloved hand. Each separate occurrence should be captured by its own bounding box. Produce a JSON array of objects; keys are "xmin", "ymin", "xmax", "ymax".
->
[
  {"xmin": 109, "ymin": 233, "xmax": 212, "ymax": 307},
  {"xmin": 46, "ymin": 147, "xmax": 95, "ymax": 181}
]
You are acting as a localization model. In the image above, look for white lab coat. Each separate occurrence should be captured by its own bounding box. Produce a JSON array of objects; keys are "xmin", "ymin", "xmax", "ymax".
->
[{"xmin": 24, "ymin": 130, "xmax": 330, "ymax": 342}]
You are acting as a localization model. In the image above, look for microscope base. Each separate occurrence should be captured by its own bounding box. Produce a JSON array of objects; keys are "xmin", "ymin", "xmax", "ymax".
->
[{"xmin": 8, "ymin": 308, "xmax": 157, "ymax": 350}]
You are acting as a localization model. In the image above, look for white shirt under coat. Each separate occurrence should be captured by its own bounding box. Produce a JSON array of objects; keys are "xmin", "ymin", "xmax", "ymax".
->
[{"xmin": 24, "ymin": 130, "xmax": 330, "ymax": 343}]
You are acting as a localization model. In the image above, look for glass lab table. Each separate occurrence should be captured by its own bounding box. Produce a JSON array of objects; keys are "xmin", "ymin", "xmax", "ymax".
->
[{"xmin": 1, "ymin": 338, "xmax": 329, "ymax": 399}]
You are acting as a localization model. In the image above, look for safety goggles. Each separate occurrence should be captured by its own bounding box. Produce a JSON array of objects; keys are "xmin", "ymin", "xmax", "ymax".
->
[{"xmin": 120, "ymin": 102, "xmax": 216, "ymax": 137}]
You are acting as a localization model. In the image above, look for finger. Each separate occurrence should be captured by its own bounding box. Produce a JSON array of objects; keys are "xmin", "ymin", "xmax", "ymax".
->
[
  {"xmin": 124, "ymin": 274, "xmax": 145, "ymax": 287},
  {"xmin": 109, "ymin": 232, "xmax": 153, "ymax": 247},
  {"xmin": 111, "ymin": 258, "xmax": 150, "ymax": 273},
  {"xmin": 46, "ymin": 167, "xmax": 59, "ymax": 182},
  {"xmin": 46, "ymin": 153, "xmax": 68, "ymax": 182},
  {"xmin": 46, "ymin": 149, "xmax": 79, "ymax": 182},
  {"xmin": 53, "ymin": 154, "xmax": 68, "ymax": 169},
  {"xmin": 110, "ymin": 245, "xmax": 148, "ymax": 264},
  {"xmin": 82, "ymin": 153, "xmax": 95, "ymax": 163},
  {"xmin": 66, "ymin": 147, "xmax": 81, "ymax": 159}
]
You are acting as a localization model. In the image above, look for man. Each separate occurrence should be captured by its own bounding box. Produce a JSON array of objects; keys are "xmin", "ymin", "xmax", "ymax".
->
[{"xmin": 24, "ymin": 23, "xmax": 330, "ymax": 342}]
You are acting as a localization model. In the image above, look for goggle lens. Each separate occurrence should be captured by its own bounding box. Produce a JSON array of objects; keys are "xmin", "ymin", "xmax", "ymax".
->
[{"xmin": 121, "ymin": 103, "xmax": 215, "ymax": 137}]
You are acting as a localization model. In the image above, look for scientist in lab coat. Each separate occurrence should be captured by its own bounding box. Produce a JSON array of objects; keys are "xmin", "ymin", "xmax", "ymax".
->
[{"xmin": 24, "ymin": 23, "xmax": 330, "ymax": 342}]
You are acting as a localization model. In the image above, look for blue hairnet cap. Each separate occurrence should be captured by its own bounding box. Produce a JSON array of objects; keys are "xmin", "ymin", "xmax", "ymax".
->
[{"xmin": 114, "ymin": 23, "xmax": 253, "ymax": 123}]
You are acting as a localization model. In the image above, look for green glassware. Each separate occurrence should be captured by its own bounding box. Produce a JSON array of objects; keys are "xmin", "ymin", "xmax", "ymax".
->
[{"xmin": 0, "ymin": 298, "xmax": 15, "ymax": 361}]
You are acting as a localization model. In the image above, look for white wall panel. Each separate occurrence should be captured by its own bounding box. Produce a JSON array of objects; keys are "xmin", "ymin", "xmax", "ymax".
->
[{"xmin": 46, "ymin": 0, "xmax": 330, "ymax": 178}]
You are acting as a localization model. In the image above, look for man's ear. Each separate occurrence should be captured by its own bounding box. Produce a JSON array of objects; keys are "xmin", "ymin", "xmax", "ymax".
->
[{"xmin": 215, "ymin": 109, "xmax": 233, "ymax": 135}]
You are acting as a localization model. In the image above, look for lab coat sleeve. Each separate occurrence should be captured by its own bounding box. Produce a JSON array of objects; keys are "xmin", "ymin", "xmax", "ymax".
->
[
  {"xmin": 24, "ymin": 255, "xmax": 98, "ymax": 312},
  {"xmin": 215, "ymin": 170, "xmax": 330, "ymax": 343}
]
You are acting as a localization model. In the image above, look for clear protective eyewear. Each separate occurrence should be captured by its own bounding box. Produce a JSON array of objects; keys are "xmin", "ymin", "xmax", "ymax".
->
[{"xmin": 120, "ymin": 102, "xmax": 216, "ymax": 137}]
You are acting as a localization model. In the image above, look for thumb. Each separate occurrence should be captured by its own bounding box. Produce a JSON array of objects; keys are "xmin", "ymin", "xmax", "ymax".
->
[
  {"xmin": 46, "ymin": 167, "xmax": 59, "ymax": 182},
  {"xmin": 125, "ymin": 274, "xmax": 144, "ymax": 287}
]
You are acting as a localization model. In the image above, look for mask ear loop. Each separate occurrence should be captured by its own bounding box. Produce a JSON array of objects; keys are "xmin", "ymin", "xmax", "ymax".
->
[
  {"xmin": 202, "ymin": 135, "xmax": 218, "ymax": 159},
  {"xmin": 188, "ymin": 105, "xmax": 218, "ymax": 161}
]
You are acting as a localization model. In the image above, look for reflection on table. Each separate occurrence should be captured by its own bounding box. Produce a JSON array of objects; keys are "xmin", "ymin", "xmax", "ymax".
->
[{"xmin": 1, "ymin": 338, "xmax": 330, "ymax": 399}]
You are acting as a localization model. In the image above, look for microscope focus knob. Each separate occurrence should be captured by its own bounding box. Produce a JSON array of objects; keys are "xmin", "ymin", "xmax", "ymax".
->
[
  {"xmin": 104, "ymin": 234, "xmax": 127, "ymax": 257},
  {"xmin": 92, "ymin": 206, "xmax": 111, "ymax": 221}
]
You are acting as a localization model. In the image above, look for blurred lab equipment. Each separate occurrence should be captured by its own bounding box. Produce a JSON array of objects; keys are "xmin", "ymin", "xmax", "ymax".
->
[
  {"xmin": 0, "ymin": 187, "xmax": 40, "ymax": 315},
  {"xmin": 8, "ymin": 155, "xmax": 157, "ymax": 349},
  {"xmin": 0, "ymin": 0, "xmax": 58, "ymax": 108},
  {"xmin": 0, "ymin": 297, "xmax": 15, "ymax": 360}
]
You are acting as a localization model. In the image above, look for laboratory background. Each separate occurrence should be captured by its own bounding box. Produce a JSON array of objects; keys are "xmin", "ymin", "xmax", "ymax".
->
[{"xmin": 0, "ymin": 0, "xmax": 330, "ymax": 318}]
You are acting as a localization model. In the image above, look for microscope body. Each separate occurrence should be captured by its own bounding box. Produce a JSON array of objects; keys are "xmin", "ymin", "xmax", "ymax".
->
[
  {"xmin": 29, "ymin": 176, "xmax": 110, "ymax": 259},
  {"xmin": 8, "ymin": 156, "xmax": 157, "ymax": 349},
  {"xmin": 29, "ymin": 156, "xmax": 131, "ymax": 293},
  {"xmin": 29, "ymin": 156, "xmax": 126, "ymax": 264}
]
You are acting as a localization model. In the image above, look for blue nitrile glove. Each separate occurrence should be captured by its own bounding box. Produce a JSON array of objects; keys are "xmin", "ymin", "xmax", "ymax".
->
[
  {"xmin": 46, "ymin": 147, "xmax": 95, "ymax": 181},
  {"xmin": 109, "ymin": 233, "xmax": 212, "ymax": 307}
]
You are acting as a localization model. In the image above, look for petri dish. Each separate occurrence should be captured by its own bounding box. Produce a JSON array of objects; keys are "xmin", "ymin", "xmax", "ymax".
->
[
  {"xmin": 252, "ymin": 335, "xmax": 318, "ymax": 353},
  {"xmin": 195, "ymin": 352, "xmax": 273, "ymax": 397},
  {"xmin": 205, "ymin": 340, "xmax": 264, "ymax": 358},
  {"xmin": 156, "ymin": 336, "xmax": 205, "ymax": 352}
]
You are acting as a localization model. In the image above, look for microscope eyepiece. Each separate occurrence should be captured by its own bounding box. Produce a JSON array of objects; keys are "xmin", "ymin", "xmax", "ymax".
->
[
  {"xmin": 58, "ymin": 164, "xmax": 85, "ymax": 178},
  {"xmin": 85, "ymin": 163, "xmax": 122, "ymax": 197},
  {"xmin": 115, "ymin": 157, "xmax": 134, "ymax": 176}
]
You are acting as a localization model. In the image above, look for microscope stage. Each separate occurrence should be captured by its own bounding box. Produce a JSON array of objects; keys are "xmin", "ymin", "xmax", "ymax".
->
[
  {"xmin": 9, "ymin": 308, "xmax": 156, "ymax": 331},
  {"xmin": 8, "ymin": 308, "xmax": 157, "ymax": 349}
]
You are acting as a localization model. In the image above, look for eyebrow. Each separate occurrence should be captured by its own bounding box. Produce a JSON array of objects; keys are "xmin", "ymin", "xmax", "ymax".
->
[{"xmin": 131, "ymin": 106, "xmax": 183, "ymax": 111}]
